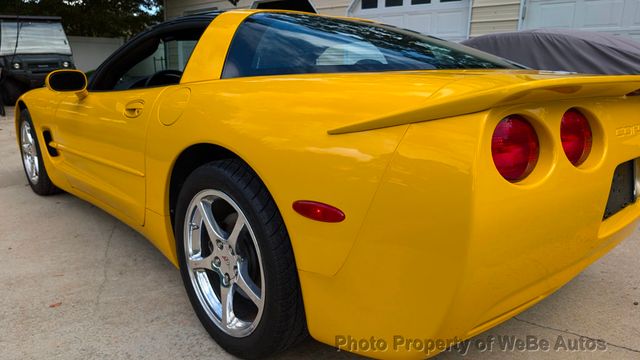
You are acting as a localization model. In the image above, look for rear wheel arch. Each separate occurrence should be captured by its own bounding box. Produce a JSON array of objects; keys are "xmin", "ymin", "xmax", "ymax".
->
[
  {"xmin": 167, "ymin": 143, "xmax": 307, "ymax": 277},
  {"xmin": 169, "ymin": 143, "xmax": 246, "ymax": 228}
]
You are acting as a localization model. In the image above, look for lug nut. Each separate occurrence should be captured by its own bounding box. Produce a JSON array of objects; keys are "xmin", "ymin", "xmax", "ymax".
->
[
  {"xmin": 213, "ymin": 257, "xmax": 221, "ymax": 267},
  {"xmin": 216, "ymin": 240, "xmax": 223, "ymax": 250},
  {"xmin": 224, "ymin": 273, "xmax": 231, "ymax": 284}
]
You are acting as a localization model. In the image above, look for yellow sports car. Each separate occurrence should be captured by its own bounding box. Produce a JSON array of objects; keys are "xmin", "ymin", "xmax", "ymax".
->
[{"xmin": 14, "ymin": 9, "xmax": 640, "ymax": 359}]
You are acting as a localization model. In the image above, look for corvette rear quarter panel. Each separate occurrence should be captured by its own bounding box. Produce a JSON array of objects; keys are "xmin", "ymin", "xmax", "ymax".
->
[
  {"xmin": 144, "ymin": 77, "xmax": 419, "ymax": 276},
  {"xmin": 300, "ymin": 96, "xmax": 640, "ymax": 358}
]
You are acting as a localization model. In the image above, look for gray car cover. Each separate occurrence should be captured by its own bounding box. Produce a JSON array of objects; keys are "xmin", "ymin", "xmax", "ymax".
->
[{"xmin": 461, "ymin": 29, "xmax": 640, "ymax": 75}]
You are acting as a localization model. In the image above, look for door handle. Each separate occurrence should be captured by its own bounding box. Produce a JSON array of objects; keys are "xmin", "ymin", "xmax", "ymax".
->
[{"xmin": 124, "ymin": 100, "xmax": 145, "ymax": 118}]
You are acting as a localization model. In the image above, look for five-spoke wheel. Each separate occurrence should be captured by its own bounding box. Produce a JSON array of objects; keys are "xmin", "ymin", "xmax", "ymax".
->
[
  {"xmin": 175, "ymin": 159, "xmax": 307, "ymax": 358},
  {"xmin": 185, "ymin": 190, "xmax": 265, "ymax": 337},
  {"xmin": 18, "ymin": 109, "xmax": 59, "ymax": 196},
  {"xmin": 20, "ymin": 121, "xmax": 40, "ymax": 184}
]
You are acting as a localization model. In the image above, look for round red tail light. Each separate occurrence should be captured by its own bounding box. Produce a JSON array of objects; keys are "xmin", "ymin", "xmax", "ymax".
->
[
  {"xmin": 491, "ymin": 116, "xmax": 540, "ymax": 182},
  {"xmin": 561, "ymin": 109, "xmax": 592, "ymax": 166}
]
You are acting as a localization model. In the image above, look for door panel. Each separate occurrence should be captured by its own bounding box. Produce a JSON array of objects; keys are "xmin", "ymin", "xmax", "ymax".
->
[
  {"xmin": 54, "ymin": 88, "xmax": 163, "ymax": 225},
  {"xmin": 47, "ymin": 21, "xmax": 208, "ymax": 225}
]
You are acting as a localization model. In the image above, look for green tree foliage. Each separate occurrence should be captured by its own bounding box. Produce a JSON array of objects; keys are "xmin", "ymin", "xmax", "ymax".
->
[{"xmin": 0, "ymin": 0, "xmax": 163, "ymax": 38}]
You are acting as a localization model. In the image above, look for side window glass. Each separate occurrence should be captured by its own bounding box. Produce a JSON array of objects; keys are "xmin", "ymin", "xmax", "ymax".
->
[
  {"xmin": 223, "ymin": 13, "xmax": 515, "ymax": 79},
  {"xmin": 167, "ymin": 40, "xmax": 198, "ymax": 70},
  {"xmin": 114, "ymin": 42, "xmax": 165, "ymax": 90},
  {"xmin": 113, "ymin": 39, "xmax": 198, "ymax": 90},
  {"xmin": 89, "ymin": 21, "xmax": 210, "ymax": 91}
]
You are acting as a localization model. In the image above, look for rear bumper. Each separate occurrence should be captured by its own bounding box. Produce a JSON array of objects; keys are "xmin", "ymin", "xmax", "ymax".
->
[
  {"xmin": 300, "ymin": 216, "xmax": 636, "ymax": 358},
  {"xmin": 299, "ymin": 99, "xmax": 640, "ymax": 359},
  {"xmin": 464, "ymin": 211, "xmax": 638, "ymax": 339}
]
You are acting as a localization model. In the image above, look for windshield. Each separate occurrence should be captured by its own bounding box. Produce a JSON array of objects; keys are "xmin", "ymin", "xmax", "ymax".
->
[
  {"xmin": 0, "ymin": 20, "xmax": 72, "ymax": 56},
  {"xmin": 223, "ymin": 13, "xmax": 521, "ymax": 78}
]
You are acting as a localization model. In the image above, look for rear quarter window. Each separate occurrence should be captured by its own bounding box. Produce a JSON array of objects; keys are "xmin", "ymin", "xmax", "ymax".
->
[{"xmin": 222, "ymin": 13, "xmax": 518, "ymax": 78}]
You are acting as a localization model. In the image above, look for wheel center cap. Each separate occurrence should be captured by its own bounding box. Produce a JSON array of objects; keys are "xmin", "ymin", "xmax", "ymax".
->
[{"xmin": 212, "ymin": 245, "xmax": 239, "ymax": 286}]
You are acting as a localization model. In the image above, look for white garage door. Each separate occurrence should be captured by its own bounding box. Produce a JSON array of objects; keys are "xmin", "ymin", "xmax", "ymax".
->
[
  {"xmin": 349, "ymin": 0, "xmax": 471, "ymax": 41},
  {"xmin": 523, "ymin": 0, "xmax": 640, "ymax": 40}
]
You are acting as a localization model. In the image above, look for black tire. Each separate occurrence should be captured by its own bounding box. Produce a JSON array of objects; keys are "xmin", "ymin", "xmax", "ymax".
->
[
  {"xmin": 175, "ymin": 159, "xmax": 307, "ymax": 359},
  {"xmin": 18, "ymin": 109, "xmax": 60, "ymax": 195},
  {"xmin": 1, "ymin": 78, "xmax": 24, "ymax": 106}
]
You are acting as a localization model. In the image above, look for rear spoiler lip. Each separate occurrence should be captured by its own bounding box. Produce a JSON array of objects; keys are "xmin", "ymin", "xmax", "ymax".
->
[{"xmin": 328, "ymin": 75, "xmax": 640, "ymax": 135}]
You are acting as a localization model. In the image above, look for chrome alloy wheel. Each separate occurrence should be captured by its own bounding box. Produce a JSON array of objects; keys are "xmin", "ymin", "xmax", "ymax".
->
[
  {"xmin": 20, "ymin": 121, "xmax": 39, "ymax": 184},
  {"xmin": 184, "ymin": 189, "xmax": 265, "ymax": 337}
]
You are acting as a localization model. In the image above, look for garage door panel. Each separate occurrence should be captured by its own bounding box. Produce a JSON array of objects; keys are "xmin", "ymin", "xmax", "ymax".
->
[
  {"xmin": 524, "ymin": 0, "xmax": 640, "ymax": 37},
  {"xmin": 530, "ymin": 1, "xmax": 577, "ymax": 28},
  {"xmin": 629, "ymin": 0, "xmax": 640, "ymax": 27},
  {"xmin": 582, "ymin": 0, "xmax": 624, "ymax": 29},
  {"xmin": 377, "ymin": 14, "xmax": 405, "ymax": 27},
  {"xmin": 350, "ymin": 0, "xmax": 471, "ymax": 40},
  {"xmin": 436, "ymin": 10, "xmax": 467, "ymax": 36},
  {"xmin": 406, "ymin": 13, "xmax": 434, "ymax": 34}
]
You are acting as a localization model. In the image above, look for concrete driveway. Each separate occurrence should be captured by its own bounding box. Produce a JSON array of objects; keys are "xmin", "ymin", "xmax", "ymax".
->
[{"xmin": 1, "ymin": 106, "xmax": 639, "ymax": 360}]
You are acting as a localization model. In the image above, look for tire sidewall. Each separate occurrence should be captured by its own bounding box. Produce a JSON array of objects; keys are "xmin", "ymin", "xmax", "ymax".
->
[
  {"xmin": 18, "ymin": 109, "xmax": 59, "ymax": 196},
  {"xmin": 175, "ymin": 163, "xmax": 287, "ymax": 358},
  {"xmin": 19, "ymin": 111, "xmax": 41, "ymax": 188}
]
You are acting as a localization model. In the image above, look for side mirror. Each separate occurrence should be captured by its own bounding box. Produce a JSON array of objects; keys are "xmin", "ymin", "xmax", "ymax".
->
[{"xmin": 45, "ymin": 70, "xmax": 88, "ymax": 99}]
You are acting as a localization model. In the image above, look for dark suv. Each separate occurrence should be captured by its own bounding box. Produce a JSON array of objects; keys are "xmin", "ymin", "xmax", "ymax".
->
[{"xmin": 0, "ymin": 15, "xmax": 75, "ymax": 105}]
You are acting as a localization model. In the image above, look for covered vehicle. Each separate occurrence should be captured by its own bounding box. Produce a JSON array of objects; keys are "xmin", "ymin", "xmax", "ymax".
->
[
  {"xmin": 462, "ymin": 29, "xmax": 640, "ymax": 74},
  {"xmin": 0, "ymin": 15, "xmax": 74, "ymax": 105},
  {"xmin": 14, "ymin": 10, "xmax": 640, "ymax": 359}
]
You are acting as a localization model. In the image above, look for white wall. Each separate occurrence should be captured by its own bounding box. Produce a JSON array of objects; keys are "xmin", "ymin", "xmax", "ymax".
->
[{"xmin": 67, "ymin": 36, "xmax": 124, "ymax": 72}]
